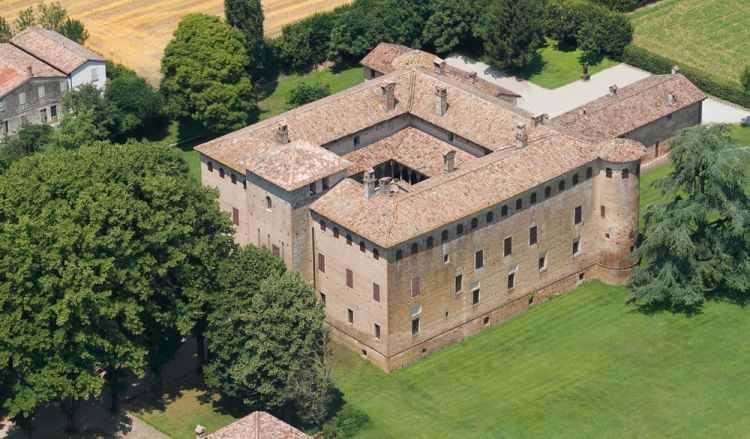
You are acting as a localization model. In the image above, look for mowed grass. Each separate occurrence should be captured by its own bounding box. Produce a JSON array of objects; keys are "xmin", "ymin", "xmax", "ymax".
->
[
  {"xmin": 629, "ymin": 0, "xmax": 750, "ymax": 85},
  {"xmin": 516, "ymin": 40, "xmax": 618, "ymax": 89}
]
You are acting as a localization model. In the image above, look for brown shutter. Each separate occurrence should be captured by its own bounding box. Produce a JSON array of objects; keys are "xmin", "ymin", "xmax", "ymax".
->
[
  {"xmin": 411, "ymin": 277, "xmax": 420, "ymax": 297},
  {"xmin": 373, "ymin": 283, "xmax": 380, "ymax": 302},
  {"xmin": 232, "ymin": 207, "xmax": 239, "ymax": 226},
  {"xmin": 318, "ymin": 253, "xmax": 325, "ymax": 273},
  {"xmin": 346, "ymin": 269, "xmax": 353, "ymax": 288}
]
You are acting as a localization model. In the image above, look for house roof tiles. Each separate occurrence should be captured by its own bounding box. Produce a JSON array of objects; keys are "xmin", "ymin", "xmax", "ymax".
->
[
  {"xmin": 206, "ymin": 411, "xmax": 311, "ymax": 439},
  {"xmin": 0, "ymin": 43, "xmax": 65, "ymax": 98},
  {"xmin": 11, "ymin": 28, "xmax": 105, "ymax": 75}
]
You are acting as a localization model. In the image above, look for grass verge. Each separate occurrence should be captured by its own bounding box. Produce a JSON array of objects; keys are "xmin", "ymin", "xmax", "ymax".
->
[{"xmin": 515, "ymin": 39, "xmax": 618, "ymax": 89}]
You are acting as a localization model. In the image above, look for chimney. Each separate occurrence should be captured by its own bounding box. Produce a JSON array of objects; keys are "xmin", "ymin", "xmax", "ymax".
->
[
  {"xmin": 468, "ymin": 71, "xmax": 478, "ymax": 83},
  {"xmin": 275, "ymin": 124, "xmax": 289, "ymax": 144},
  {"xmin": 443, "ymin": 150, "xmax": 456, "ymax": 173},
  {"xmin": 578, "ymin": 107, "xmax": 587, "ymax": 116},
  {"xmin": 27, "ymin": 66, "xmax": 33, "ymax": 77},
  {"xmin": 195, "ymin": 425, "xmax": 207, "ymax": 439},
  {"xmin": 667, "ymin": 93, "xmax": 677, "ymax": 105},
  {"xmin": 608, "ymin": 85, "xmax": 618, "ymax": 96},
  {"xmin": 515, "ymin": 123, "xmax": 528, "ymax": 149},
  {"xmin": 671, "ymin": 65, "xmax": 680, "ymax": 75},
  {"xmin": 378, "ymin": 177, "xmax": 392, "ymax": 196},
  {"xmin": 363, "ymin": 169, "xmax": 376, "ymax": 201},
  {"xmin": 435, "ymin": 86, "xmax": 448, "ymax": 116},
  {"xmin": 381, "ymin": 82, "xmax": 396, "ymax": 112},
  {"xmin": 531, "ymin": 114, "xmax": 548, "ymax": 127},
  {"xmin": 433, "ymin": 58, "xmax": 446, "ymax": 75}
]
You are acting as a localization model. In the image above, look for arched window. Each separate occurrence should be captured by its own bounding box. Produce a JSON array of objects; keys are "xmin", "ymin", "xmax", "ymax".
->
[
  {"xmin": 265, "ymin": 196, "xmax": 272, "ymax": 210},
  {"xmin": 559, "ymin": 180, "xmax": 566, "ymax": 191},
  {"xmin": 471, "ymin": 218, "xmax": 478, "ymax": 229},
  {"xmin": 359, "ymin": 241, "xmax": 366, "ymax": 252},
  {"xmin": 319, "ymin": 220, "xmax": 326, "ymax": 231},
  {"xmin": 333, "ymin": 227, "xmax": 339, "ymax": 238},
  {"xmin": 586, "ymin": 167, "xmax": 593, "ymax": 179},
  {"xmin": 456, "ymin": 224, "xmax": 464, "ymax": 235},
  {"xmin": 501, "ymin": 205, "xmax": 508, "ymax": 216},
  {"xmin": 622, "ymin": 168, "xmax": 629, "ymax": 179},
  {"xmin": 516, "ymin": 199, "xmax": 522, "ymax": 210},
  {"xmin": 530, "ymin": 192, "xmax": 537, "ymax": 204},
  {"xmin": 545, "ymin": 186, "xmax": 552, "ymax": 199},
  {"xmin": 605, "ymin": 168, "xmax": 613, "ymax": 178},
  {"xmin": 207, "ymin": 161, "xmax": 213, "ymax": 172},
  {"xmin": 396, "ymin": 249, "xmax": 403, "ymax": 260},
  {"xmin": 426, "ymin": 236, "xmax": 434, "ymax": 248},
  {"xmin": 486, "ymin": 211, "xmax": 494, "ymax": 223},
  {"xmin": 231, "ymin": 174, "xmax": 237, "ymax": 184},
  {"xmin": 346, "ymin": 234, "xmax": 352, "ymax": 245},
  {"xmin": 219, "ymin": 168, "xmax": 225, "ymax": 178},
  {"xmin": 572, "ymin": 173, "xmax": 579, "ymax": 185},
  {"xmin": 441, "ymin": 230, "xmax": 449, "ymax": 242},
  {"xmin": 411, "ymin": 243, "xmax": 418, "ymax": 254},
  {"xmin": 373, "ymin": 248, "xmax": 379, "ymax": 260}
]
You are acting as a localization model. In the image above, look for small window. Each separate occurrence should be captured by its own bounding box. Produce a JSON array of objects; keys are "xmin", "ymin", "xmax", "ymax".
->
[
  {"xmin": 622, "ymin": 169, "xmax": 629, "ymax": 179},
  {"xmin": 346, "ymin": 234, "xmax": 352, "ymax": 245},
  {"xmin": 507, "ymin": 272, "xmax": 515, "ymax": 289},
  {"xmin": 455, "ymin": 275, "xmax": 462, "ymax": 293},
  {"xmin": 559, "ymin": 180, "xmax": 566, "ymax": 191},
  {"xmin": 504, "ymin": 237, "xmax": 512, "ymax": 257},
  {"xmin": 396, "ymin": 249, "xmax": 403, "ymax": 260},
  {"xmin": 572, "ymin": 239, "xmax": 580, "ymax": 256},
  {"xmin": 538, "ymin": 253, "xmax": 547, "ymax": 271},
  {"xmin": 242, "ymin": 180, "xmax": 247, "ymax": 189},
  {"xmin": 320, "ymin": 292, "xmax": 326, "ymax": 305},
  {"xmin": 318, "ymin": 253, "xmax": 325, "ymax": 272},
  {"xmin": 0, "ymin": 100, "xmax": 5, "ymax": 113},
  {"xmin": 516, "ymin": 199, "xmax": 522, "ymax": 210},
  {"xmin": 37, "ymin": 85, "xmax": 45, "ymax": 99},
  {"xmin": 529, "ymin": 226, "xmax": 537, "ymax": 245},
  {"xmin": 441, "ymin": 230, "xmax": 449, "ymax": 243},
  {"xmin": 272, "ymin": 244, "xmax": 280, "ymax": 257},
  {"xmin": 486, "ymin": 211, "xmax": 494, "ymax": 223},
  {"xmin": 207, "ymin": 161, "xmax": 213, "ymax": 172},
  {"xmin": 501, "ymin": 205, "xmax": 508, "ymax": 217},
  {"xmin": 333, "ymin": 227, "xmax": 339, "ymax": 238},
  {"xmin": 411, "ymin": 317, "xmax": 420, "ymax": 335},
  {"xmin": 600, "ymin": 205, "xmax": 606, "ymax": 218},
  {"xmin": 373, "ymin": 248, "xmax": 379, "ymax": 260},
  {"xmin": 265, "ymin": 196, "xmax": 272, "ymax": 210},
  {"xmin": 456, "ymin": 224, "xmax": 464, "ymax": 235},
  {"xmin": 586, "ymin": 167, "xmax": 593, "ymax": 179},
  {"xmin": 374, "ymin": 323, "xmax": 381, "ymax": 339},
  {"xmin": 411, "ymin": 277, "xmax": 420, "ymax": 297},
  {"xmin": 232, "ymin": 207, "xmax": 239, "ymax": 226},
  {"xmin": 572, "ymin": 174, "xmax": 579, "ymax": 186},
  {"xmin": 319, "ymin": 220, "xmax": 326, "ymax": 231},
  {"xmin": 605, "ymin": 168, "xmax": 613, "ymax": 178},
  {"xmin": 574, "ymin": 206, "xmax": 582, "ymax": 225},
  {"xmin": 354, "ymin": 135, "xmax": 360, "ymax": 146},
  {"xmin": 530, "ymin": 192, "xmax": 537, "ymax": 204},
  {"xmin": 373, "ymin": 283, "xmax": 380, "ymax": 302},
  {"xmin": 426, "ymin": 236, "xmax": 434, "ymax": 248},
  {"xmin": 448, "ymin": 132, "xmax": 454, "ymax": 142},
  {"xmin": 475, "ymin": 250, "xmax": 484, "ymax": 270},
  {"xmin": 219, "ymin": 168, "xmax": 225, "ymax": 178},
  {"xmin": 347, "ymin": 308, "xmax": 354, "ymax": 324},
  {"xmin": 472, "ymin": 288, "xmax": 480, "ymax": 305},
  {"xmin": 91, "ymin": 69, "xmax": 98, "ymax": 81},
  {"xmin": 443, "ymin": 254, "xmax": 449, "ymax": 264},
  {"xmin": 411, "ymin": 243, "xmax": 418, "ymax": 254},
  {"xmin": 471, "ymin": 218, "xmax": 478, "ymax": 229},
  {"xmin": 322, "ymin": 177, "xmax": 330, "ymax": 190},
  {"xmin": 346, "ymin": 269, "xmax": 353, "ymax": 288},
  {"xmin": 50, "ymin": 105, "xmax": 57, "ymax": 118},
  {"xmin": 231, "ymin": 174, "xmax": 237, "ymax": 184},
  {"xmin": 544, "ymin": 186, "xmax": 551, "ymax": 199},
  {"xmin": 309, "ymin": 182, "xmax": 317, "ymax": 195},
  {"xmin": 18, "ymin": 92, "xmax": 26, "ymax": 107},
  {"xmin": 359, "ymin": 241, "xmax": 366, "ymax": 253}
]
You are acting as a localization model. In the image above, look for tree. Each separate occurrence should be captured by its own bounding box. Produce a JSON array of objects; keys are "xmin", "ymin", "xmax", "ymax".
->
[
  {"xmin": 161, "ymin": 14, "xmax": 254, "ymax": 133},
  {"xmin": 577, "ymin": 6, "xmax": 632, "ymax": 59},
  {"xmin": 0, "ymin": 17, "xmax": 12, "ymax": 43},
  {"xmin": 0, "ymin": 124, "xmax": 53, "ymax": 173},
  {"xmin": 274, "ymin": 12, "xmax": 335, "ymax": 71},
  {"xmin": 482, "ymin": 0, "xmax": 546, "ymax": 70},
  {"xmin": 13, "ymin": 2, "xmax": 89, "ymax": 44},
  {"xmin": 14, "ymin": 7, "xmax": 36, "ymax": 31},
  {"xmin": 628, "ymin": 125, "xmax": 750, "ymax": 307},
  {"xmin": 423, "ymin": 0, "xmax": 478, "ymax": 55},
  {"xmin": 741, "ymin": 65, "xmax": 750, "ymax": 91},
  {"xmin": 105, "ymin": 63, "xmax": 166, "ymax": 140},
  {"xmin": 544, "ymin": 0, "xmax": 589, "ymax": 46},
  {"xmin": 285, "ymin": 83, "xmax": 330, "ymax": 110},
  {"xmin": 204, "ymin": 248, "xmax": 329, "ymax": 413},
  {"xmin": 225, "ymin": 0, "xmax": 267, "ymax": 79},
  {"xmin": 58, "ymin": 17, "xmax": 89, "ymax": 45}
]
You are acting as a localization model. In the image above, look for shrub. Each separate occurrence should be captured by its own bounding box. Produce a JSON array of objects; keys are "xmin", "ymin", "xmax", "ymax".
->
[
  {"xmin": 741, "ymin": 65, "xmax": 750, "ymax": 92},
  {"xmin": 590, "ymin": 0, "xmax": 660, "ymax": 12},
  {"xmin": 285, "ymin": 83, "xmax": 331, "ymax": 110}
]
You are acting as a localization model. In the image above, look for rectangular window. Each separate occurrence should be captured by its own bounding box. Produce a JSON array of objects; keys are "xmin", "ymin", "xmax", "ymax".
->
[
  {"xmin": 411, "ymin": 276, "xmax": 420, "ymax": 297},
  {"xmin": 0, "ymin": 100, "xmax": 5, "ymax": 113},
  {"xmin": 573, "ymin": 239, "xmax": 580, "ymax": 256},
  {"xmin": 318, "ymin": 253, "xmax": 325, "ymax": 273},
  {"xmin": 232, "ymin": 207, "xmax": 239, "ymax": 226},
  {"xmin": 475, "ymin": 250, "xmax": 484, "ymax": 269},
  {"xmin": 320, "ymin": 292, "xmax": 326, "ymax": 305},
  {"xmin": 504, "ymin": 237, "xmax": 512, "ymax": 257},
  {"xmin": 18, "ymin": 92, "xmax": 26, "ymax": 109},
  {"xmin": 545, "ymin": 186, "xmax": 551, "ymax": 199},
  {"xmin": 411, "ymin": 317, "xmax": 420, "ymax": 335},
  {"xmin": 207, "ymin": 161, "xmax": 213, "ymax": 172},
  {"xmin": 529, "ymin": 226, "xmax": 537, "ymax": 245},
  {"xmin": 508, "ymin": 272, "xmax": 515, "ymax": 289},
  {"xmin": 374, "ymin": 323, "xmax": 381, "ymax": 339},
  {"xmin": 37, "ymin": 85, "xmax": 45, "ymax": 99},
  {"xmin": 600, "ymin": 205, "xmax": 606, "ymax": 218},
  {"xmin": 372, "ymin": 283, "xmax": 380, "ymax": 302},
  {"xmin": 575, "ymin": 206, "xmax": 582, "ymax": 224},
  {"xmin": 472, "ymin": 288, "xmax": 480, "ymax": 305},
  {"xmin": 347, "ymin": 308, "xmax": 354, "ymax": 324},
  {"xmin": 271, "ymin": 244, "xmax": 279, "ymax": 257},
  {"xmin": 50, "ymin": 104, "xmax": 57, "ymax": 118},
  {"xmin": 538, "ymin": 253, "xmax": 547, "ymax": 271},
  {"xmin": 309, "ymin": 182, "xmax": 316, "ymax": 195},
  {"xmin": 455, "ymin": 274, "xmax": 462, "ymax": 293},
  {"xmin": 346, "ymin": 269, "xmax": 353, "ymax": 288},
  {"xmin": 322, "ymin": 177, "xmax": 330, "ymax": 190}
]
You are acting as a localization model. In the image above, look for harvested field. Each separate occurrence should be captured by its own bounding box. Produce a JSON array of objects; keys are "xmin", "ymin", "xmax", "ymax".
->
[{"xmin": 2, "ymin": 0, "xmax": 352, "ymax": 84}]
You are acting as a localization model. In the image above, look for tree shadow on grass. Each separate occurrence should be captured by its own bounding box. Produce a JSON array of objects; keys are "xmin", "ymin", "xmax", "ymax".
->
[{"xmin": 512, "ymin": 52, "xmax": 547, "ymax": 82}]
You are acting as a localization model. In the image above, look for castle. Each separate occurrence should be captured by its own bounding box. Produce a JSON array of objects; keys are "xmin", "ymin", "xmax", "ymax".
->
[{"xmin": 196, "ymin": 44, "xmax": 705, "ymax": 371}]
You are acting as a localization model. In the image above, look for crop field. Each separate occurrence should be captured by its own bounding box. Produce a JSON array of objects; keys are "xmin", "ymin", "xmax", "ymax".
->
[
  {"xmin": 2, "ymin": 0, "xmax": 352, "ymax": 84},
  {"xmin": 629, "ymin": 0, "xmax": 750, "ymax": 85}
]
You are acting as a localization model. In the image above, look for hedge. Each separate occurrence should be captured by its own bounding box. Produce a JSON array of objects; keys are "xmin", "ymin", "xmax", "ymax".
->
[
  {"xmin": 591, "ymin": 0, "xmax": 660, "ymax": 12},
  {"xmin": 622, "ymin": 45, "xmax": 750, "ymax": 108}
]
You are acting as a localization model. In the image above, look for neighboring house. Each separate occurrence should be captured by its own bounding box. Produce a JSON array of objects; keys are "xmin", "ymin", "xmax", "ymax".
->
[
  {"xmin": 361, "ymin": 43, "xmax": 521, "ymax": 104},
  {"xmin": 197, "ymin": 44, "xmax": 647, "ymax": 372},
  {"xmin": 10, "ymin": 28, "xmax": 107, "ymax": 92},
  {"xmin": 195, "ymin": 411, "xmax": 311, "ymax": 439},
  {"xmin": 552, "ymin": 68, "xmax": 706, "ymax": 163},
  {"xmin": 0, "ymin": 43, "xmax": 67, "ymax": 137}
]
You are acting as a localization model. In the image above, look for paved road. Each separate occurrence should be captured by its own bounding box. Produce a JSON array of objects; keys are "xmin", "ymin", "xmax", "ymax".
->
[{"xmin": 445, "ymin": 54, "xmax": 750, "ymax": 124}]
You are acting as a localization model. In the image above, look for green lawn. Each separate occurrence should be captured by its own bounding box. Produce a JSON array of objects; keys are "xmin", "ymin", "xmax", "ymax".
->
[
  {"xmin": 516, "ymin": 39, "xmax": 618, "ymax": 89},
  {"xmin": 629, "ymin": 0, "xmax": 750, "ymax": 85}
]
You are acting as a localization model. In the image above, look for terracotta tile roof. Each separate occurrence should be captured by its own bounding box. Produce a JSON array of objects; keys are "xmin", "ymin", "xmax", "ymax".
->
[
  {"xmin": 344, "ymin": 127, "xmax": 475, "ymax": 178},
  {"xmin": 206, "ymin": 411, "xmax": 311, "ymax": 439},
  {"xmin": 11, "ymin": 28, "xmax": 105, "ymax": 75},
  {"xmin": 361, "ymin": 43, "xmax": 520, "ymax": 99},
  {"xmin": 597, "ymin": 138, "xmax": 647, "ymax": 163},
  {"xmin": 552, "ymin": 74, "xmax": 706, "ymax": 140},
  {"xmin": 244, "ymin": 139, "xmax": 352, "ymax": 191},
  {"xmin": 0, "ymin": 43, "xmax": 65, "ymax": 97}
]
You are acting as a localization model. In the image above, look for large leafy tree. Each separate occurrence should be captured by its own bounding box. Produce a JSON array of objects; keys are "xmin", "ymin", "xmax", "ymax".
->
[
  {"xmin": 629, "ymin": 125, "xmax": 750, "ymax": 307},
  {"xmin": 274, "ymin": 12, "xmax": 335, "ymax": 71},
  {"xmin": 161, "ymin": 14, "xmax": 254, "ymax": 133},
  {"xmin": 0, "ymin": 124, "xmax": 53, "ymax": 173},
  {"xmin": 423, "ymin": 0, "xmax": 478, "ymax": 55},
  {"xmin": 225, "ymin": 0, "xmax": 266, "ymax": 79},
  {"xmin": 105, "ymin": 63, "xmax": 166, "ymax": 140},
  {"xmin": 204, "ymin": 247, "xmax": 330, "ymax": 416},
  {"xmin": 482, "ymin": 0, "xmax": 545, "ymax": 70},
  {"xmin": 0, "ymin": 142, "xmax": 233, "ymax": 429}
]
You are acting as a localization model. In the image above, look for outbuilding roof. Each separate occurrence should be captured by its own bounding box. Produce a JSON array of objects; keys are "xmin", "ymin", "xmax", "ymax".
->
[{"xmin": 206, "ymin": 411, "xmax": 310, "ymax": 439}]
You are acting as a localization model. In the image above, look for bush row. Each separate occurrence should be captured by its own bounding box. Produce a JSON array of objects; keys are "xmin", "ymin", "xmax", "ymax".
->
[
  {"xmin": 591, "ymin": 0, "xmax": 661, "ymax": 12},
  {"xmin": 622, "ymin": 45, "xmax": 750, "ymax": 108}
]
